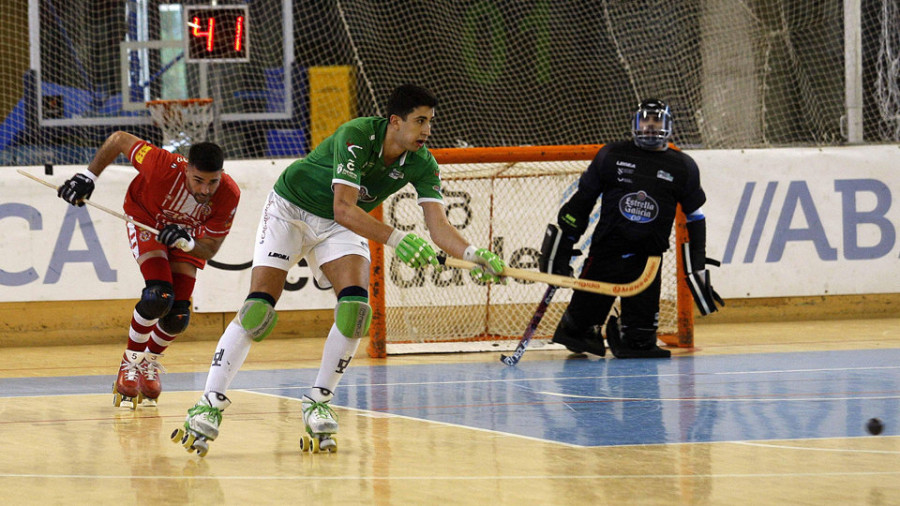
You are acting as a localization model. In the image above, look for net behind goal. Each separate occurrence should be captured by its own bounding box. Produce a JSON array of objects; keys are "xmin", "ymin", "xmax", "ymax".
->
[{"xmin": 367, "ymin": 145, "xmax": 692, "ymax": 357}]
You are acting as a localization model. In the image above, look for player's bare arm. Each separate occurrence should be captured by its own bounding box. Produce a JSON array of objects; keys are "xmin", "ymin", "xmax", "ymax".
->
[
  {"xmin": 86, "ymin": 130, "xmax": 143, "ymax": 177},
  {"xmin": 331, "ymin": 183, "xmax": 395, "ymax": 243},
  {"xmin": 420, "ymin": 201, "xmax": 469, "ymax": 257},
  {"xmin": 422, "ymin": 201, "xmax": 506, "ymax": 282},
  {"xmin": 188, "ymin": 235, "xmax": 227, "ymax": 260}
]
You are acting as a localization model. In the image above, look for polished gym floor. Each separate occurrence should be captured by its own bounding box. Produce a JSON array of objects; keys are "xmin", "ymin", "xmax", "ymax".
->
[{"xmin": 1, "ymin": 318, "xmax": 899, "ymax": 505}]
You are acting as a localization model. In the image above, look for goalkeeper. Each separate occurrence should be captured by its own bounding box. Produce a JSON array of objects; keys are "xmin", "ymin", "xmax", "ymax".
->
[
  {"xmin": 177, "ymin": 84, "xmax": 505, "ymax": 454},
  {"xmin": 539, "ymin": 98, "xmax": 721, "ymax": 360}
]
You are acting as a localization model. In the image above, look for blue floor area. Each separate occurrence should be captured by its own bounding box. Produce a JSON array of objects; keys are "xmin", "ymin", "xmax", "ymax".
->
[{"xmin": 3, "ymin": 349, "xmax": 899, "ymax": 447}]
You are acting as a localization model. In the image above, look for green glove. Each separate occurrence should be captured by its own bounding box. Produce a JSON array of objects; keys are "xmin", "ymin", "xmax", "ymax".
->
[
  {"xmin": 464, "ymin": 246, "xmax": 507, "ymax": 284},
  {"xmin": 393, "ymin": 233, "xmax": 440, "ymax": 270}
]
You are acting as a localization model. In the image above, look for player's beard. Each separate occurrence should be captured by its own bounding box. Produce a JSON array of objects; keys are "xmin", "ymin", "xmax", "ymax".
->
[{"xmin": 193, "ymin": 191, "xmax": 212, "ymax": 204}]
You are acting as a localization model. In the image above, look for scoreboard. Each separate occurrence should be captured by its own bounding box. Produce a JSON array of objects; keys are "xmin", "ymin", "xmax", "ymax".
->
[{"xmin": 184, "ymin": 5, "xmax": 249, "ymax": 63}]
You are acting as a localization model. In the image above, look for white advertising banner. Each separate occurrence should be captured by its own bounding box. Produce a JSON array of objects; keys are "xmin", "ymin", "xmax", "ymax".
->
[
  {"xmin": 1, "ymin": 145, "xmax": 898, "ymax": 309},
  {"xmin": 692, "ymin": 146, "xmax": 899, "ymax": 298}
]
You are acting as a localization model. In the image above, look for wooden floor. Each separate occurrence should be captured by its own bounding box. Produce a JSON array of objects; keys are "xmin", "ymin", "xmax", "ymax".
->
[{"xmin": 1, "ymin": 318, "xmax": 899, "ymax": 505}]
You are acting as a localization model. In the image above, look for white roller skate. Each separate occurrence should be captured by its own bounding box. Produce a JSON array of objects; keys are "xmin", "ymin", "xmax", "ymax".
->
[
  {"xmin": 171, "ymin": 392, "xmax": 231, "ymax": 457},
  {"xmin": 112, "ymin": 350, "xmax": 144, "ymax": 410},
  {"xmin": 300, "ymin": 392, "xmax": 339, "ymax": 453}
]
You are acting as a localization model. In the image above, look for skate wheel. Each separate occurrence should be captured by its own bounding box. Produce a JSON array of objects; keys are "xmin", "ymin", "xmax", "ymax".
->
[
  {"xmin": 300, "ymin": 433, "xmax": 312, "ymax": 452},
  {"xmin": 310, "ymin": 437, "xmax": 320, "ymax": 453},
  {"xmin": 182, "ymin": 433, "xmax": 197, "ymax": 450},
  {"xmin": 193, "ymin": 439, "xmax": 209, "ymax": 457},
  {"xmin": 112, "ymin": 383, "xmax": 122, "ymax": 407},
  {"xmin": 321, "ymin": 436, "xmax": 338, "ymax": 453},
  {"xmin": 171, "ymin": 428, "xmax": 185, "ymax": 443}
]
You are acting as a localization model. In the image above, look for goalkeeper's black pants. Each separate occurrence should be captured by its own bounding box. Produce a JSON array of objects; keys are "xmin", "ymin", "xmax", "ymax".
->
[{"xmin": 564, "ymin": 249, "xmax": 663, "ymax": 348}]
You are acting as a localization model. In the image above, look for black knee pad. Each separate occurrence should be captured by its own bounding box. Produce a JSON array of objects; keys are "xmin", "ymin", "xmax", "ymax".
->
[
  {"xmin": 136, "ymin": 281, "xmax": 175, "ymax": 319},
  {"xmin": 159, "ymin": 300, "xmax": 191, "ymax": 335}
]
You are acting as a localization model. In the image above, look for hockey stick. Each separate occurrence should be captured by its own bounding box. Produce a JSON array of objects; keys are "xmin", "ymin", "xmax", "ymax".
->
[
  {"xmin": 499, "ymin": 284, "xmax": 558, "ymax": 366},
  {"xmin": 17, "ymin": 169, "xmax": 161, "ymax": 235},
  {"xmin": 439, "ymin": 255, "xmax": 660, "ymax": 296}
]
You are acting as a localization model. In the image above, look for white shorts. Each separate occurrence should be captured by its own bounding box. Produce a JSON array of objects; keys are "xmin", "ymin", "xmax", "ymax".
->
[{"xmin": 252, "ymin": 191, "xmax": 370, "ymax": 289}]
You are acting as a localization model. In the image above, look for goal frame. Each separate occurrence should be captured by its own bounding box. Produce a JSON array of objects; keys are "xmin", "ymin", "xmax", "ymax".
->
[{"xmin": 366, "ymin": 145, "xmax": 694, "ymax": 358}]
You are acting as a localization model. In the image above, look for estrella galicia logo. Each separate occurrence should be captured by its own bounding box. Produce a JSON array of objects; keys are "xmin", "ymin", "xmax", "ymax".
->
[
  {"xmin": 357, "ymin": 185, "xmax": 377, "ymax": 203},
  {"xmin": 618, "ymin": 191, "xmax": 659, "ymax": 223},
  {"xmin": 346, "ymin": 141, "xmax": 362, "ymax": 157}
]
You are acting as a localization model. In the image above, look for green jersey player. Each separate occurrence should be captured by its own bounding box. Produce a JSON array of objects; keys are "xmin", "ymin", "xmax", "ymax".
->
[{"xmin": 172, "ymin": 84, "xmax": 506, "ymax": 456}]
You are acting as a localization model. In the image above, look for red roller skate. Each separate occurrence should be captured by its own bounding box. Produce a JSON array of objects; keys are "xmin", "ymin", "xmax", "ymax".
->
[
  {"xmin": 113, "ymin": 350, "xmax": 143, "ymax": 409},
  {"xmin": 139, "ymin": 352, "xmax": 166, "ymax": 406}
]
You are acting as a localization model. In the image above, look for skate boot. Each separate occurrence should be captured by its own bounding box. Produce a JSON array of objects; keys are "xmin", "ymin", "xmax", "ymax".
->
[
  {"xmin": 300, "ymin": 391, "xmax": 339, "ymax": 453},
  {"xmin": 552, "ymin": 311, "xmax": 605, "ymax": 357},
  {"xmin": 606, "ymin": 318, "xmax": 670, "ymax": 359},
  {"xmin": 139, "ymin": 352, "xmax": 166, "ymax": 406},
  {"xmin": 113, "ymin": 350, "xmax": 144, "ymax": 409},
  {"xmin": 171, "ymin": 392, "xmax": 231, "ymax": 457}
]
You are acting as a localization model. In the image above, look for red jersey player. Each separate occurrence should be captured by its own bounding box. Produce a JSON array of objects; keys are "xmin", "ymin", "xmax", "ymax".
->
[{"xmin": 58, "ymin": 131, "xmax": 240, "ymax": 409}]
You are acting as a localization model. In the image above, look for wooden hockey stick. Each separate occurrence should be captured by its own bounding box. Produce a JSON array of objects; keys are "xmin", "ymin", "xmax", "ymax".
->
[
  {"xmin": 440, "ymin": 255, "xmax": 661, "ymax": 296},
  {"xmin": 500, "ymin": 285, "xmax": 558, "ymax": 366},
  {"xmin": 17, "ymin": 169, "xmax": 161, "ymax": 235}
]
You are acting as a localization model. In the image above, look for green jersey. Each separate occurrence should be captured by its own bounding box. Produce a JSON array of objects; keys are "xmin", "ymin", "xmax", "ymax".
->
[{"xmin": 273, "ymin": 116, "xmax": 443, "ymax": 219}]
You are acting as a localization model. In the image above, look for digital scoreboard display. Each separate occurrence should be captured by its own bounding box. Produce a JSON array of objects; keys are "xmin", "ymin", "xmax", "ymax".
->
[{"xmin": 184, "ymin": 5, "xmax": 249, "ymax": 62}]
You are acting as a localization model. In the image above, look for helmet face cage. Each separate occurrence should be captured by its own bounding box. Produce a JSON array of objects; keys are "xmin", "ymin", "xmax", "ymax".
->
[{"xmin": 632, "ymin": 99, "xmax": 673, "ymax": 150}]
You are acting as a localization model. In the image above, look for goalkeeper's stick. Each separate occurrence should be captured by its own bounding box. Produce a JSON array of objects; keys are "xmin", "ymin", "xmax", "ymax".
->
[
  {"xmin": 500, "ymin": 284, "xmax": 558, "ymax": 366},
  {"xmin": 17, "ymin": 169, "xmax": 161, "ymax": 235},
  {"xmin": 440, "ymin": 255, "xmax": 660, "ymax": 296}
]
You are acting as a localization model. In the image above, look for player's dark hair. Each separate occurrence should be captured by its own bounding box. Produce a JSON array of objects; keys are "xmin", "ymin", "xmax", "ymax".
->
[
  {"xmin": 386, "ymin": 84, "xmax": 437, "ymax": 120},
  {"xmin": 188, "ymin": 142, "xmax": 225, "ymax": 172}
]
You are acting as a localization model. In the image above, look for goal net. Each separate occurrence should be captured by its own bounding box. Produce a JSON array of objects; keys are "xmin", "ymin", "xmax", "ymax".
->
[
  {"xmin": 4, "ymin": 1, "xmax": 899, "ymax": 167},
  {"xmin": 367, "ymin": 145, "xmax": 692, "ymax": 356}
]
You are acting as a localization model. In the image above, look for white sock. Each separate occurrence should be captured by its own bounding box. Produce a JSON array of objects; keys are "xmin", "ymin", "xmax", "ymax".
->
[
  {"xmin": 204, "ymin": 321, "xmax": 253, "ymax": 394},
  {"xmin": 312, "ymin": 323, "xmax": 361, "ymax": 397}
]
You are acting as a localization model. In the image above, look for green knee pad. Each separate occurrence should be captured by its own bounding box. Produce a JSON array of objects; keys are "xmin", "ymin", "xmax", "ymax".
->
[
  {"xmin": 236, "ymin": 298, "xmax": 278, "ymax": 342},
  {"xmin": 334, "ymin": 296, "xmax": 372, "ymax": 338}
]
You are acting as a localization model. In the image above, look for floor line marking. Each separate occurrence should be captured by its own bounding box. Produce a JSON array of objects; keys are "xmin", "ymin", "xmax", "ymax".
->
[
  {"xmin": 732, "ymin": 441, "xmax": 900, "ymax": 454},
  {"xmin": 1, "ymin": 471, "xmax": 899, "ymax": 481}
]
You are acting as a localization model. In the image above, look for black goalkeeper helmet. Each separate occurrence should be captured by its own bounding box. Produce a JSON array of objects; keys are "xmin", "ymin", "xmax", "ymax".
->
[{"xmin": 632, "ymin": 98, "xmax": 673, "ymax": 151}]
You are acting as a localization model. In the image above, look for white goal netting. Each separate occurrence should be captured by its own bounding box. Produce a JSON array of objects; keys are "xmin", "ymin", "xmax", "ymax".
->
[
  {"xmin": 374, "ymin": 154, "xmax": 688, "ymax": 355},
  {"xmin": 3, "ymin": 1, "xmax": 899, "ymax": 166}
]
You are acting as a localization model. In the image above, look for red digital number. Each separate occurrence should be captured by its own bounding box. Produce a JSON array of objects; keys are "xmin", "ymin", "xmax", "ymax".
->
[
  {"xmin": 234, "ymin": 16, "xmax": 244, "ymax": 51},
  {"xmin": 191, "ymin": 16, "xmax": 215, "ymax": 52}
]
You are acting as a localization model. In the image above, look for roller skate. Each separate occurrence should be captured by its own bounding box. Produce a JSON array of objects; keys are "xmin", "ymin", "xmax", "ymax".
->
[
  {"xmin": 171, "ymin": 392, "xmax": 230, "ymax": 457},
  {"xmin": 299, "ymin": 391, "xmax": 339, "ymax": 453},
  {"xmin": 113, "ymin": 350, "xmax": 144, "ymax": 409},
  {"xmin": 139, "ymin": 352, "xmax": 166, "ymax": 406}
]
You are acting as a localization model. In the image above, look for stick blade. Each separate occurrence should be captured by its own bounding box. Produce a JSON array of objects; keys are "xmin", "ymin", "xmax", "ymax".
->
[{"xmin": 499, "ymin": 353, "xmax": 520, "ymax": 366}]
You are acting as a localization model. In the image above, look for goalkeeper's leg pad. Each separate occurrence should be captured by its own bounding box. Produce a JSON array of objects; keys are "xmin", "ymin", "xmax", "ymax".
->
[
  {"xmin": 609, "ymin": 323, "xmax": 670, "ymax": 359},
  {"xmin": 552, "ymin": 311, "xmax": 605, "ymax": 357}
]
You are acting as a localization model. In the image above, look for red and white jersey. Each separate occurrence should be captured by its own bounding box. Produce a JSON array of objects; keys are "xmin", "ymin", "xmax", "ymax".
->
[{"xmin": 123, "ymin": 141, "xmax": 240, "ymax": 239}]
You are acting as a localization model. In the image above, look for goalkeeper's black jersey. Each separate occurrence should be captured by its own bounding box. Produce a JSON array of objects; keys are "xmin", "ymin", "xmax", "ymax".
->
[{"xmin": 559, "ymin": 141, "xmax": 706, "ymax": 255}]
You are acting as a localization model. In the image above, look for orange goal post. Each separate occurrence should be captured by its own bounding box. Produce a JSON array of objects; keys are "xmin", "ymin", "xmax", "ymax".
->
[{"xmin": 367, "ymin": 145, "xmax": 693, "ymax": 357}]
